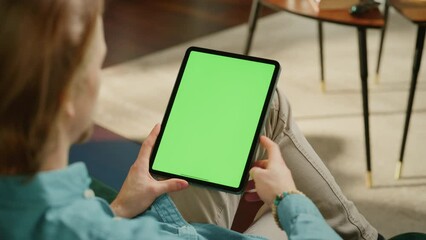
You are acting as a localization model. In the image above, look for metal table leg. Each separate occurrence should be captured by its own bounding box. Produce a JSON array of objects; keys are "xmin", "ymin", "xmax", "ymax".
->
[
  {"xmin": 318, "ymin": 21, "xmax": 326, "ymax": 92},
  {"xmin": 396, "ymin": 26, "xmax": 425, "ymax": 179},
  {"xmin": 245, "ymin": 0, "xmax": 262, "ymax": 55},
  {"xmin": 357, "ymin": 27, "xmax": 373, "ymax": 188},
  {"xmin": 375, "ymin": 0, "xmax": 390, "ymax": 84}
]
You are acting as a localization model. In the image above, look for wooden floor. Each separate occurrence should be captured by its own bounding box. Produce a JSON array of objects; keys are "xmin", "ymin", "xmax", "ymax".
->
[
  {"xmin": 95, "ymin": 0, "xmax": 273, "ymax": 232},
  {"xmin": 103, "ymin": 0, "xmax": 271, "ymax": 67}
]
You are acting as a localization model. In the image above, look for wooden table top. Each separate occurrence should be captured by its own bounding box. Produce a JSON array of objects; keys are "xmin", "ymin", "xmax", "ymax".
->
[
  {"xmin": 390, "ymin": 0, "xmax": 426, "ymax": 24},
  {"xmin": 262, "ymin": 0, "xmax": 384, "ymax": 28}
]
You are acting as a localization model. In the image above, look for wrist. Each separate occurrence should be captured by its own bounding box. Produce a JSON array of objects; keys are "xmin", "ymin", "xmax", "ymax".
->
[
  {"xmin": 110, "ymin": 199, "xmax": 130, "ymax": 218},
  {"xmin": 271, "ymin": 190, "xmax": 304, "ymax": 230}
]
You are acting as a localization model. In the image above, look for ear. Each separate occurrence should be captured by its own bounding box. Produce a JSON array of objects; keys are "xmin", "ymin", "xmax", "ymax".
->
[
  {"xmin": 64, "ymin": 98, "xmax": 76, "ymax": 118},
  {"xmin": 60, "ymin": 89, "xmax": 76, "ymax": 119}
]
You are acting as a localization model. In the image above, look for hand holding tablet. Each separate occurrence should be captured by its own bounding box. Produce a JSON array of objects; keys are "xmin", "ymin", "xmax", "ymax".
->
[{"xmin": 149, "ymin": 47, "xmax": 281, "ymax": 193}]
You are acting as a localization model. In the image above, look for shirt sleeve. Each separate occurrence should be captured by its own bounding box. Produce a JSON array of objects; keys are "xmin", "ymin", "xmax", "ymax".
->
[{"xmin": 277, "ymin": 194, "xmax": 342, "ymax": 240}]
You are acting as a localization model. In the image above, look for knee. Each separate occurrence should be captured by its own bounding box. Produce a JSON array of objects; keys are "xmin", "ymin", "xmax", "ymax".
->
[{"xmin": 266, "ymin": 90, "xmax": 293, "ymax": 139}]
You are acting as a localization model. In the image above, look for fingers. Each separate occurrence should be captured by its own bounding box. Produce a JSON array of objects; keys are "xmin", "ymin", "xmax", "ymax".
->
[
  {"xmin": 253, "ymin": 159, "xmax": 268, "ymax": 169},
  {"xmin": 245, "ymin": 179, "xmax": 261, "ymax": 202},
  {"xmin": 260, "ymin": 136, "xmax": 281, "ymax": 159},
  {"xmin": 137, "ymin": 124, "xmax": 161, "ymax": 164},
  {"xmin": 250, "ymin": 166, "xmax": 266, "ymax": 181},
  {"xmin": 259, "ymin": 136, "xmax": 282, "ymax": 165},
  {"xmin": 156, "ymin": 178, "xmax": 189, "ymax": 195},
  {"xmin": 245, "ymin": 179, "xmax": 256, "ymax": 192}
]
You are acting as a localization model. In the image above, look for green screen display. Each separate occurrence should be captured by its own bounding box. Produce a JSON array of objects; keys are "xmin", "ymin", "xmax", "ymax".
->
[{"xmin": 151, "ymin": 48, "xmax": 278, "ymax": 190}]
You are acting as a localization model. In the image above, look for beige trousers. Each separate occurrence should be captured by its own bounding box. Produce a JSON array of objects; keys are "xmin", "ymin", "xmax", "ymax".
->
[{"xmin": 169, "ymin": 90, "xmax": 378, "ymax": 240}]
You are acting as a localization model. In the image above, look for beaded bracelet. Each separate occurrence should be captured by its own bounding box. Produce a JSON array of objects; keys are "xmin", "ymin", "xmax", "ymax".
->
[{"xmin": 271, "ymin": 190, "xmax": 304, "ymax": 230}]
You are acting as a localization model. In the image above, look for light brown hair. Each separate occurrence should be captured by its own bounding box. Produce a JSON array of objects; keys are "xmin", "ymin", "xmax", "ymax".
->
[{"xmin": 0, "ymin": 0, "xmax": 104, "ymax": 174}]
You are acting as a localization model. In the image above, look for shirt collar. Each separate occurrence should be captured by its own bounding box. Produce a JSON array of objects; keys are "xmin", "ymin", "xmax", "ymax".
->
[{"xmin": 0, "ymin": 162, "xmax": 91, "ymax": 207}]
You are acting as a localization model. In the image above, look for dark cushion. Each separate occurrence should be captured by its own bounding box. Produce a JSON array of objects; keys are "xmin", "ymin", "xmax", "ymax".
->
[
  {"xmin": 90, "ymin": 177, "xmax": 118, "ymax": 204},
  {"xmin": 390, "ymin": 233, "xmax": 426, "ymax": 240}
]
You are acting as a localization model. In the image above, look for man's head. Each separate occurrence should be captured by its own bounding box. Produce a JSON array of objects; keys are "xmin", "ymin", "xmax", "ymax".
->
[{"xmin": 0, "ymin": 0, "xmax": 105, "ymax": 174}]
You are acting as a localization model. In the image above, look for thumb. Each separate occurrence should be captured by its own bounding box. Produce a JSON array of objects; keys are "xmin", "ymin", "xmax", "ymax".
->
[{"xmin": 155, "ymin": 179, "xmax": 189, "ymax": 195}]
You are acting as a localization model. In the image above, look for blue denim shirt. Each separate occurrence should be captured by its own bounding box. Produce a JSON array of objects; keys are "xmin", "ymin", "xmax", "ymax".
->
[{"xmin": 0, "ymin": 163, "xmax": 340, "ymax": 240}]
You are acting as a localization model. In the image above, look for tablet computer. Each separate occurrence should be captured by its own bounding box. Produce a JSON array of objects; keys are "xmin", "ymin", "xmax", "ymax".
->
[{"xmin": 149, "ymin": 46, "xmax": 280, "ymax": 193}]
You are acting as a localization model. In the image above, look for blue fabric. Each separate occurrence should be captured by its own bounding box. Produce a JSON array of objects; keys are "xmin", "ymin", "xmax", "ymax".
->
[
  {"xmin": 0, "ymin": 162, "xmax": 340, "ymax": 240},
  {"xmin": 0, "ymin": 163, "xmax": 265, "ymax": 240},
  {"xmin": 278, "ymin": 194, "xmax": 342, "ymax": 240}
]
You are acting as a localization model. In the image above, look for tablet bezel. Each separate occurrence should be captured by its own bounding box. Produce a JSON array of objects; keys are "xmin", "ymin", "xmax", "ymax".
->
[{"xmin": 149, "ymin": 46, "xmax": 281, "ymax": 194}]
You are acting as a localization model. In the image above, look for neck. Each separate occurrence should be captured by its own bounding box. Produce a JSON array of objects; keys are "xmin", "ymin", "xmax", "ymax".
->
[{"xmin": 39, "ymin": 124, "xmax": 70, "ymax": 172}]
